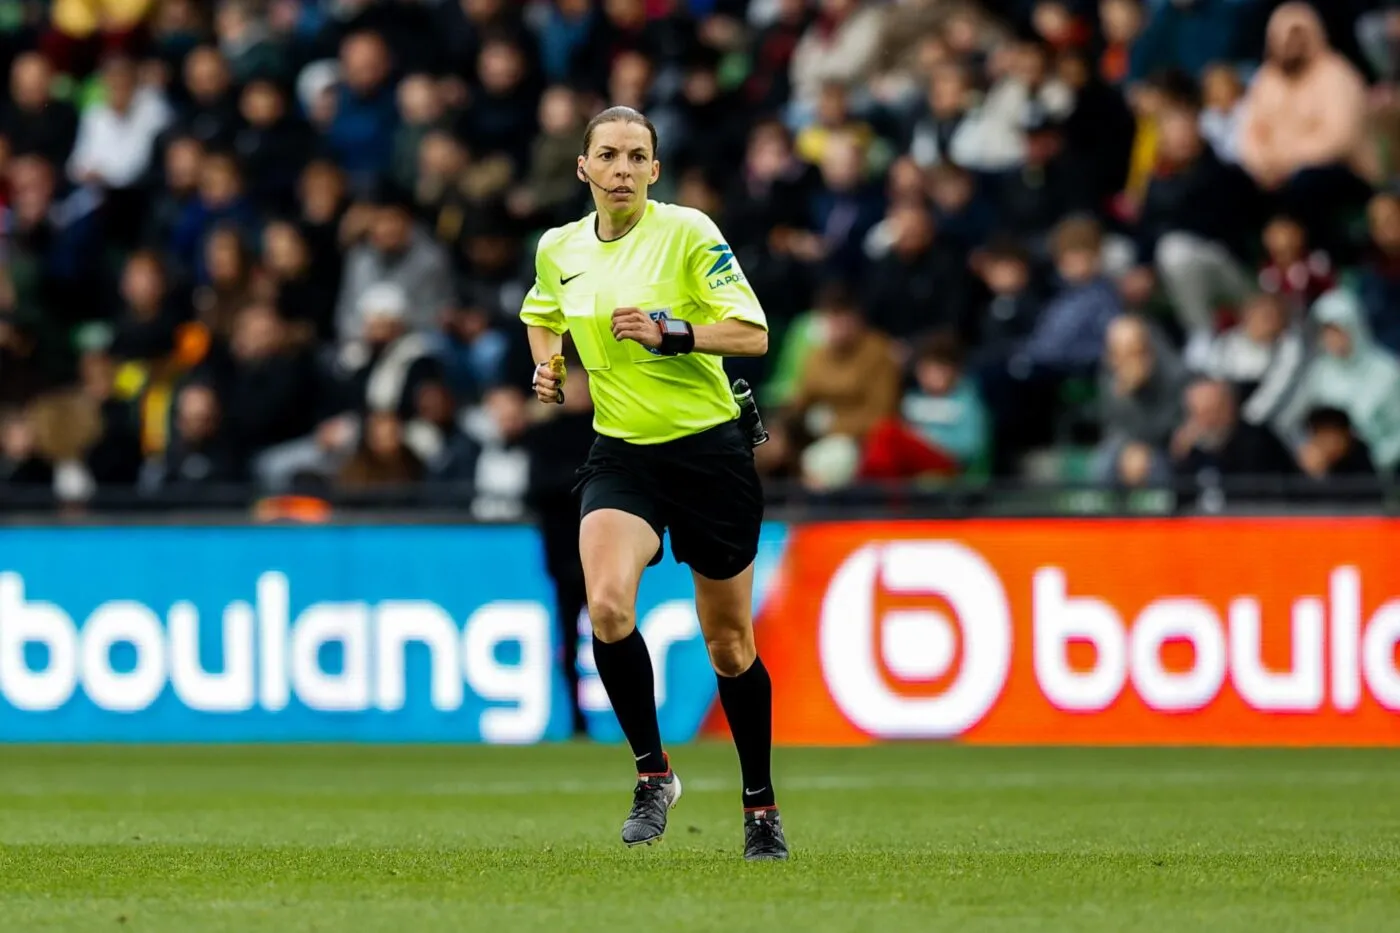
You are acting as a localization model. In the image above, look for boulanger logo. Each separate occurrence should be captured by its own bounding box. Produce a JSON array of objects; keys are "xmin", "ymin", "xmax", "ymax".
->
[
  {"xmin": 818, "ymin": 541, "xmax": 1012, "ymax": 738},
  {"xmin": 0, "ymin": 571, "xmax": 554, "ymax": 743}
]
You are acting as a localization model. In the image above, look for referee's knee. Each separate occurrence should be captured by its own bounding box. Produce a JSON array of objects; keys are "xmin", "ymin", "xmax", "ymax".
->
[
  {"xmin": 706, "ymin": 630, "xmax": 756, "ymax": 678},
  {"xmin": 588, "ymin": 588, "xmax": 636, "ymax": 643}
]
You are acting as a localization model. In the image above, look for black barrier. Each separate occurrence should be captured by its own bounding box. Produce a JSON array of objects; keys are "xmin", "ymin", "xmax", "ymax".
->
[{"xmin": 1, "ymin": 475, "xmax": 1396, "ymax": 525}]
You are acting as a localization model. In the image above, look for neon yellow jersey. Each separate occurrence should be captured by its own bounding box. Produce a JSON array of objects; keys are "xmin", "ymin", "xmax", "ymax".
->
[{"xmin": 519, "ymin": 201, "xmax": 768, "ymax": 444}]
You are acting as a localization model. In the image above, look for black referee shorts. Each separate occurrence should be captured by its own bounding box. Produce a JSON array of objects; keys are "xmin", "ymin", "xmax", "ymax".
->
[{"xmin": 573, "ymin": 420, "xmax": 764, "ymax": 581}]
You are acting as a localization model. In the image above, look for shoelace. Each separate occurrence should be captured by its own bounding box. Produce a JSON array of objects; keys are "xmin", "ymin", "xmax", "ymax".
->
[
  {"xmin": 629, "ymin": 781, "xmax": 666, "ymax": 822},
  {"xmin": 747, "ymin": 819, "xmax": 782, "ymax": 850}
]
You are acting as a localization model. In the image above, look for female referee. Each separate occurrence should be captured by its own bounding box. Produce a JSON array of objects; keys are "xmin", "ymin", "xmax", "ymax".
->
[{"xmin": 520, "ymin": 106, "xmax": 788, "ymax": 862}]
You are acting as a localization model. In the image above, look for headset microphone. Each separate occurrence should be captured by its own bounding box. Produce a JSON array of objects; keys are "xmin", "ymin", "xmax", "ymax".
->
[{"xmin": 578, "ymin": 168, "xmax": 611, "ymax": 191}]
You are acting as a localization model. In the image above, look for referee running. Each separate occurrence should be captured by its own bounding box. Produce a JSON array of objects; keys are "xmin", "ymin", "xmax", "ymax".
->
[{"xmin": 520, "ymin": 106, "xmax": 788, "ymax": 862}]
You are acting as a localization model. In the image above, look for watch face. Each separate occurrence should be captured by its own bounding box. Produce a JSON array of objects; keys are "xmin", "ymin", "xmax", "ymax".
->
[{"xmin": 662, "ymin": 319, "xmax": 689, "ymax": 336}]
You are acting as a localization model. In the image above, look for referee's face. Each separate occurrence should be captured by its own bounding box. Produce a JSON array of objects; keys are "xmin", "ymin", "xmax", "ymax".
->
[{"xmin": 579, "ymin": 121, "xmax": 659, "ymax": 216}]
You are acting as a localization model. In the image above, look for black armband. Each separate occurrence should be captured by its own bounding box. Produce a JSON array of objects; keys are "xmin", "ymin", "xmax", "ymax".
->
[{"xmin": 657, "ymin": 318, "xmax": 695, "ymax": 355}]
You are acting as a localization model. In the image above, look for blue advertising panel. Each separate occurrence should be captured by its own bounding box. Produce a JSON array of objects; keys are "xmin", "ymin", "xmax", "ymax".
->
[{"xmin": 0, "ymin": 524, "xmax": 788, "ymax": 743}]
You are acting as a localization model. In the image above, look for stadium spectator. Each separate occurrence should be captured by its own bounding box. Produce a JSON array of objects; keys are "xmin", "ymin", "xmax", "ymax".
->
[
  {"xmin": 1257, "ymin": 213, "xmax": 1335, "ymax": 317},
  {"xmin": 508, "ymin": 85, "xmax": 586, "ymax": 229},
  {"xmin": 1356, "ymin": 191, "xmax": 1400, "ymax": 354},
  {"xmin": 977, "ymin": 215, "xmax": 1123, "ymax": 472},
  {"xmin": 788, "ymin": 0, "xmax": 886, "ymax": 122},
  {"xmin": 1056, "ymin": 45, "xmax": 1136, "ymax": 205},
  {"xmin": 175, "ymin": 45, "xmax": 240, "ymax": 149},
  {"xmin": 67, "ymin": 55, "xmax": 173, "ymax": 246},
  {"xmin": 724, "ymin": 119, "xmax": 816, "ymax": 322},
  {"xmin": 75, "ymin": 347, "xmax": 143, "ymax": 487},
  {"xmin": 1031, "ymin": 0, "xmax": 1092, "ymax": 53},
  {"xmin": 908, "ymin": 59, "xmax": 1023, "ymax": 173},
  {"xmin": 995, "ymin": 104, "xmax": 1097, "ymax": 256},
  {"xmin": 1278, "ymin": 289, "xmax": 1400, "ymax": 472},
  {"xmin": 1171, "ymin": 377, "xmax": 1297, "ymax": 481},
  {"xmin": 233, "ymin": 78, "xmax": 314, "ymax": 214},
  {"xmin": 390, "ymin": 74, "xmax": 449, "ymax": 194},
  {"xmin": 1118, "ymin": 67, "xmax": 1199, "ymax": 217},
  {"xmin": 1297, "ymin": 405, "xmax": 1377, "ymax": 483},
  {"xmin": 214, "ymin": 0, "xmax": 287, "ymax": 86},
  {"xmin": 7, "ymin": 153, "xmax": 103, "ymax": 333},
  {"xmin": 807, "ymin": 131, "xmax": 885, "ymax": 279},
  {"xmin": 336, "ymin": 410, "xmax": 423, "ymax": 490},
  {"xmin": 43, "ymin": 0, "xmax": 152, "ymax": 77},
  {"xmin": 327, "ymin": 31, "xmax": 399, "ymax": 191},
  {"xmin": 1202, "ymin": 291, "xmax": 1308, "ymax": 434},
  {"xmin": 111, "ymin": 251, "xmax": 180, "ymax": 362},
  {"xmin": 458, "ymin": 36, "xmax": 540, "ymax": 175},
  {"xmin": 193, "ymin": 224, "xmax": 257, "ymax": 341},
  {"xmin": 927, "ymin": 163, "xmax": 997, "ymax": 256},
  {"xmin": 466, "ymin": 384, "xmax": 530, "ymax": 521},
  {"xmin": 0, "ymin": 53, "xmax": 78, "ymax": 166},
  {"xmin": 142, "ymin": 381, "xmax": 244, "ymax": 492},
  {"xmin": 863, "ymin": 200, "xmax": 973, "ymax": 343},
  {"xmin": 143, "ymin": 134, "xmax": 205, "ymax": 250},
  {"xmin": 335, "ymin": 188, "xmax": 454, "ymax": 342},
  {"xmin": 1137, "ymin": 101, "xmax": 1255, "ymax": 366},
  {"xmin": 789, "ymin": 281, "xmax": 901, "ymax": 449},
  {"xmin": 1099, "ymin": 0, "xmax": 1144, "ymax": 86},
  {"xmin": 1239, "ymin": 3, "xmax": 1377, "ymax": 233},
  {"xmin": 858, "ymin": 330, "xmax": 989, "ymax": 480},
  {"xmin": 1127, "ymin": 0, "xmax": 1249, "ymax": 84},
  {"xmin": 1199, "ymin": 62, "xmax": 1245, "ymax": 166},
  {"xmin": 968, "ymin": 235, "xmax": 1046, "ymax": 362},
  {"xmin": 0, "ymin": 407, "xmax": 53, "ymax": 487},
  {"xmin": 404, "ymin": 380, "xmax": 480, "ymax": 483},
  {"xmin": 260, "ymin": 220, "xmax": 336, "ymax": 345},
  {"xmin": 295, "ymin": 159, "xmax": 349, "ymax": 287},
  {"xmin": 794, "ymin": 80, "xmax": 872, "ymax": 172},
  {"xmin": 202, "ymin": 302, "xmax": 322, "ymax": 457},
  {"xmin": 1357, "ymin": 2, "xmax": 1400, "ymax": 82},
  {"xmin": 171, "ymin": 152, "xmax": 261, "ymax": 285},
  {"xmin": 340, "ymin": 282, "xmax": 444, "ymax": 422},
  {"xmin": 1094, "ymin": 314, "xmax": 1186, "ymax": 485},
  {"xmin": 536, "ymin": 0, "xmax": 601, "ymax": 87},
  {"xmin": 438, "ymin": 285, "xmax": 511, "ymax": 405}
]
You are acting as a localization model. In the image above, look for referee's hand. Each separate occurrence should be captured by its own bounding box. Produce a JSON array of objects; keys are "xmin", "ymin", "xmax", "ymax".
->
[
  {"xmin": 611, "ymin": 307, "xmax": 662, "ymax": 349},
  {"xmin": 532, "ymin": 361, "xmax": 561, "ymax": 404}
]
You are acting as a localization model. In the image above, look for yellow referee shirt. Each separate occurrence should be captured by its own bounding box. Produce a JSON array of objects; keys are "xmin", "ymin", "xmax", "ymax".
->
[{"xmin": 520, "ymin": 201, "xmax": 769, "ymax": 444}]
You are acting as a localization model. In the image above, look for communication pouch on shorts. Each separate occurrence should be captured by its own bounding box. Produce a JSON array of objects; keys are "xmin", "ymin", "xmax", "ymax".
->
[{"xmin": 733, "ymin": 379, "xmax": 769, "ymax": 448}]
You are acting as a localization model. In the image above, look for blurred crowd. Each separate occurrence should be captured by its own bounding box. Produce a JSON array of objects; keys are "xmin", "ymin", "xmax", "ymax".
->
[{"xmin": 0, "ymin": 0, "xmax": 1398, "ymax": 510}]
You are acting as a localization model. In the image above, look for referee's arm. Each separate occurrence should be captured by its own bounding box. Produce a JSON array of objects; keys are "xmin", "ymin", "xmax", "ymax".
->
[
  {"xmin": 520, "ymin": 244, "xmax": 569, "ymax": 399},
  {"xmin": 521, "ymin": 248, "xmax": 568, "ymax": 358},
  {"xmin": 690, "ymin": 319, "xmax": 767, "ymax": 357},
  {"xmin": 527, "ymin": 323, "xmax": 564, "ymax": 365},
  {"xmin": 685, "ymin": 215, "xmax": 769, "ymax": 358}
]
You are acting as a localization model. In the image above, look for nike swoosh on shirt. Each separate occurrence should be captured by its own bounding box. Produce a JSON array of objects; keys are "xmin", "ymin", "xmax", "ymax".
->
[{"xmin": 560, "ymin": 272, "xmax": 585, "ymax": 286}]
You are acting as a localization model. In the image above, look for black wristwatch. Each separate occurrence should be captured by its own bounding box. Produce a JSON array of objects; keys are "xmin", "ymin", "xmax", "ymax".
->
[{"xmin": 657, "ymin": 318, "xmax": 695, "ymax": 355}]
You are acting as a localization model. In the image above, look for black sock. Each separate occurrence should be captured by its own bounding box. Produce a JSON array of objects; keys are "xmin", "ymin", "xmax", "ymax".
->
[
  {"xmin": 592, "ymin": 629, "xmax": 666, "ymax": 775},
  {"xmin": 717, "ymin": 655, "xmax": 775, "ymax": 810}
]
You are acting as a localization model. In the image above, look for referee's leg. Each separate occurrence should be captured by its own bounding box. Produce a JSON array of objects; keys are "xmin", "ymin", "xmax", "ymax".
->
[
  {"xmin": 693, "ymin": 563, "xmax": 790, "ymax": 861},
  {"xmin": 579, "ymin": 507, "xmax": 680, "ymax": 846}
]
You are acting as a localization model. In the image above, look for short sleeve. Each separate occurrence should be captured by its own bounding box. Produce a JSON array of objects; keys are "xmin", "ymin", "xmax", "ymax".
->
[
  {"xmin": 519, "ymin": 234, "xmax": 568, "ymax": 335},
  {"xmin": 685, "ymin": 211, "xmax": 768, "ymax": 331}
]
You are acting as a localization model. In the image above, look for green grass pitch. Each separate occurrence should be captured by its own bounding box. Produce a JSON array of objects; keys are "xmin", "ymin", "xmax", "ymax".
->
[{"xmin": 2, "ymin": 743, "xmax": 1398, "ymax": 932}]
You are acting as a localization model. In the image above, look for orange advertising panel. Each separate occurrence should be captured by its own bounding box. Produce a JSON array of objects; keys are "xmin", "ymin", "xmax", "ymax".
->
[{"xmin": 724, "ymin": 518, "xmax": 1400, "ymax": 746}]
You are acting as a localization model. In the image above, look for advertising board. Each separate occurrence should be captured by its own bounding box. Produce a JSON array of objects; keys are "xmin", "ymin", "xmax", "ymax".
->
[
  {"xmin": 722, "ymin": 519, "xmax": 1400, "ymax": 745},
  {"xmin": 0, "ymin": 525, "xmax": 787, "ymax": 743}
]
